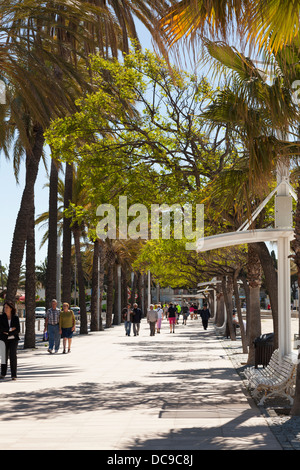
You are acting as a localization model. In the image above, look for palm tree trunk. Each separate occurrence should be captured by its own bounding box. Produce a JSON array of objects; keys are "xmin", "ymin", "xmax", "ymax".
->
[
  {"xmin": 73, "ymin": 225, "xmax": 88, "ymax": 334},
  {"xmin": 121, "ymin": 266, "xmax": 128, "ymax": 315},
  {"xmin": 246, "ymin": 244, "xmax": 262, "ymax": 365},
  {"xmin": 62, "ymin": 162, "xmax": 73, "ymax": 305},
  {"xmin": 6, "ymin": 124, "xmax": 44, "ymax": 303},
  {"xmin": 24, "ymin": 187, "xmax": 36, "ymax": 349},
  {"xmin": 90, "ymin": 238, "xmax": 99, "ymax": 331},
  {"xmin": 45, "ymin": 158, "xmax": 58, "ymax": 310},
  {"xmin": 130, "ymin": 272, "xmax": 138, "ymax": 305}
]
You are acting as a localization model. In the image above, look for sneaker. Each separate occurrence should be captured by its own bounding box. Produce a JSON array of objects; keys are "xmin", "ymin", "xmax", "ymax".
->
[
  {"xmin": 11, "ymin": 377, "xmax": 17, "ymax": 381},
  {"xmin": 48, "ymin": 349, "xmax": 53, "ymax": 354}
]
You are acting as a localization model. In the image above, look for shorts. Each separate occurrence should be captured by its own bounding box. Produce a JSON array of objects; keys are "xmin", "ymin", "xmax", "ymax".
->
[
  {"xmin": 61, "ymin": 327, "xmax": 73, "ymax": 338},
  {"xmin": 169, "ymin": 317, "xmax": 176, "ymax": 325}
]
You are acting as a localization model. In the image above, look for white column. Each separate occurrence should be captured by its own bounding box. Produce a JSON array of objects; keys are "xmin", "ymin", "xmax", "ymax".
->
[
  {"xmin": 277, "ymin": 236, "xmax": 291, "ymax": 357},
  {"xmin": 276, "ymin": 159, "xmax": 293, "ymax": 357}
]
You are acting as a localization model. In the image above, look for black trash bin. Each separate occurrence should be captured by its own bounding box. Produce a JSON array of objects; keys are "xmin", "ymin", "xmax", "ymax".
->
[{"xmin": 253, "ymin": 333, "xmax": 275, "ymax": 369}]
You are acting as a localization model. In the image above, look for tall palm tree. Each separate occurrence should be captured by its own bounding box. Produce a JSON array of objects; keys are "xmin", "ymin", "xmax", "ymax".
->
[
  {"xmin": 2, "ymin": 1, "xmax": 102, "ymax": 306},
  {"xmin": 44, "ymin": 0, "xmax": 172, "ymax": 314},
  {"xmin": 45, "ymin": 157, "xmax": 60, "ymax": 310}
]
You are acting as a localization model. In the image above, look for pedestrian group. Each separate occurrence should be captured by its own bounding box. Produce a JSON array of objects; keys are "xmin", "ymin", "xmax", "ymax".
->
[
  {"xmin": 122, "ymin": 301, "xmax": 211, "ymax": 337},
  {"xmin": 0, "ymin": 298, "xmax": 211, "ymax": 380}
]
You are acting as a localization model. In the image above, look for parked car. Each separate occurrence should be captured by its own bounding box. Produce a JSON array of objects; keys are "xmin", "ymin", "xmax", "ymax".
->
[
  {"xmin": 71, "ymin": 306, "xmax": 80, "ymax": 316},
  {"xmin": 35, "ymin": 306, "xmax": 46, "ymax": 318}
]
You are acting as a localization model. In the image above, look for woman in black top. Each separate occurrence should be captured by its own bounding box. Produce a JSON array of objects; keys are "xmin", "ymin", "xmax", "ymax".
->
[{"xmin": 0, "ymin": 300, "xmax": 20, "ymax": 380}]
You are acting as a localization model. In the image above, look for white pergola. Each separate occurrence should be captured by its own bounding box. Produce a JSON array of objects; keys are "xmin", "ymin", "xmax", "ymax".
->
[{"xmin": 197, "ymin": 161, "xmax": 296, "ymax": 358}]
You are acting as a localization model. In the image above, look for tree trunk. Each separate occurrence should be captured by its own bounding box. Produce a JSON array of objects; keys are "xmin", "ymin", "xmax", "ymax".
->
[
  {"xmin": 106, "ymin": 261, "xmax": 114, "ymax": 328},
  {"xmin": 215, "ymin": 277, "xmax": 225, "ymax": 326},
  {"xmin": 90, "ymin": 238, "xmax": 99, "ymax": 331},
  {"xmin": 24, "ymin": 186, "xmax": 36, "ymax": 349},
  {"xmin": 6, "ymin": 124, "xmax": 44, "ymax": 303},
  {"xmin": 233, "ymin": 269, "xmax": 247, "ymax": 353},
  {"xmin": 99, "ymin": 242, "xmax": 105, "ymax": 331},
  {"xmin": 130, "ymin": 272, "xmax": 138, "ymax": 305},
  {"xmin": 222, "ymin": 275, "xmax": 236, "ymax": 340},
  {"xmin": 247, "ymin": 244, "xmax": 262, "ymax": 365},
  {"xmin": 121, "ymin": 266, "xmax": 128, "ymax": 315},
  {"xmin": 62, "ymin": 162, "xmax": 73, "ymax": 305},
  {"xmin": 240, "ymin": 273, "xmax": 250, "ymax": 346},
  {"xmin": 45, "ymin": 158, "xmax": 58, "ymax": 310},
  {"xmin": 113, "ymin": 264, "xmax": 119, "ymax": 325},
  {"xmin": 252, "ymin": 241, "xmax": 278, "ymax": 349},
  {"xmin": 142, "ymin": 272, "xmax": 147, "ymax": 317},
  {"xmin": 73, "ymin": 226, "xmax": 87, "ymax": 334}
]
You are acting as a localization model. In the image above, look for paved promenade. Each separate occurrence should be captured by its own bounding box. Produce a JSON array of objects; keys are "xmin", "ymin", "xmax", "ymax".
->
[{"xmin": 0, "ymin": 317, "xmax": 283, "ymax": 450}]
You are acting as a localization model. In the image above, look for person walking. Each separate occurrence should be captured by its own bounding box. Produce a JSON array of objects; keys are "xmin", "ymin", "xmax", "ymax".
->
[
  {"xmin": 122, "ymin": 304, "xmax": 133, "ymax": 336},
  {"xmin": 167, "ymin": 302, "xmax": 177, "ymax": 333},
  {"xmin": 0, "ymin": 301, "xmax": 20, "ymax": 380},
  {"xmin": 44, "ymin": 299, "xmax": 61, "ymax": 353},
  {"xmin": 193, "ymin": 303, "xmax": 198, "ymax": 319},
  {"xmin": 147, "ymin": 304, "xmax": 158, "ymax": 336},
  {"xmin": 163, "ymin": 303, "xmax": 168, "ymax": 319},
  {"xmin": 132, "ymin": 303, "xmax": 142, "ymax": 336},
  {"xmin": 199, "ymin": 304, "xmax": 211, "ymax": 330},
  {"xmin": 182, "ymin": 304, "xmax": 188, "ymax": 325},
  {"xmin": 59, "ymin": 303, "xmax": 76, "ymax": 353},
  {"xmin": 156, "ymin": 304, "xmax": 163, "ymax": 333},
  {"xmin": 189, "ymin": 304, "xmax": 195, "ymax": 320}
]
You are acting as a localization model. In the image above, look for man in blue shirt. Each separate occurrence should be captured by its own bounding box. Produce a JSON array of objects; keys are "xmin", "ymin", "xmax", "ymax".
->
[{"xmin": 44, "ymin": 299, "xmax": 61, "ymax": 353}]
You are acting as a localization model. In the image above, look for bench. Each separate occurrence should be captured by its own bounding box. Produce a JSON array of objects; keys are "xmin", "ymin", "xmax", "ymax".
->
[
  {"xmin": 214, "ymin": 324, "xmax": 226, "ymax": 336},
  {"xmin": 244, "ymin": 349, "xmax": 297, "ymax": 405}
]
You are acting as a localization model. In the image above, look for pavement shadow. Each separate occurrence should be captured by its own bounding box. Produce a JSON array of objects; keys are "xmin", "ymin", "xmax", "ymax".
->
[
  {"xmin": 0, "ymin": 358, "xmax": 251, "ymax": 422},
  {"xmin": 124, "ymin": 411, "xmax": 277, "ymax": 450}
]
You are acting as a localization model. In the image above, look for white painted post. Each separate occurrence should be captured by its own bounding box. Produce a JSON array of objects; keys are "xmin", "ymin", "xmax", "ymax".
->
[{"xmin": 276, "ymin": 159, "xmax": 293, "ymax": 357}]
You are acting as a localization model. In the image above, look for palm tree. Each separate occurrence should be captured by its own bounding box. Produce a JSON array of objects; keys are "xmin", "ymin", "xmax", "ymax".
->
[
  {"xmin": 199, "ymin": 40, "xmax": 300, "ymax": 409},
  {"xmin": 2, "ymin": 1, "xmax": 104, "ymax": 306},
  {"xmin": 160, "ymin": 0, "xmax": 300, "ymax": 55},
  {"xmin": 45, "ymin": 158, "xmax": 60, "ymax": 310}
]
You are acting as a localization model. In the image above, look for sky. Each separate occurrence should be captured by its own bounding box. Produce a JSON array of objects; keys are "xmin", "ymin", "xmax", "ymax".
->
[{"xmin": 0, "ymin": 154, "xmax": 50, "ymax": 268}]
